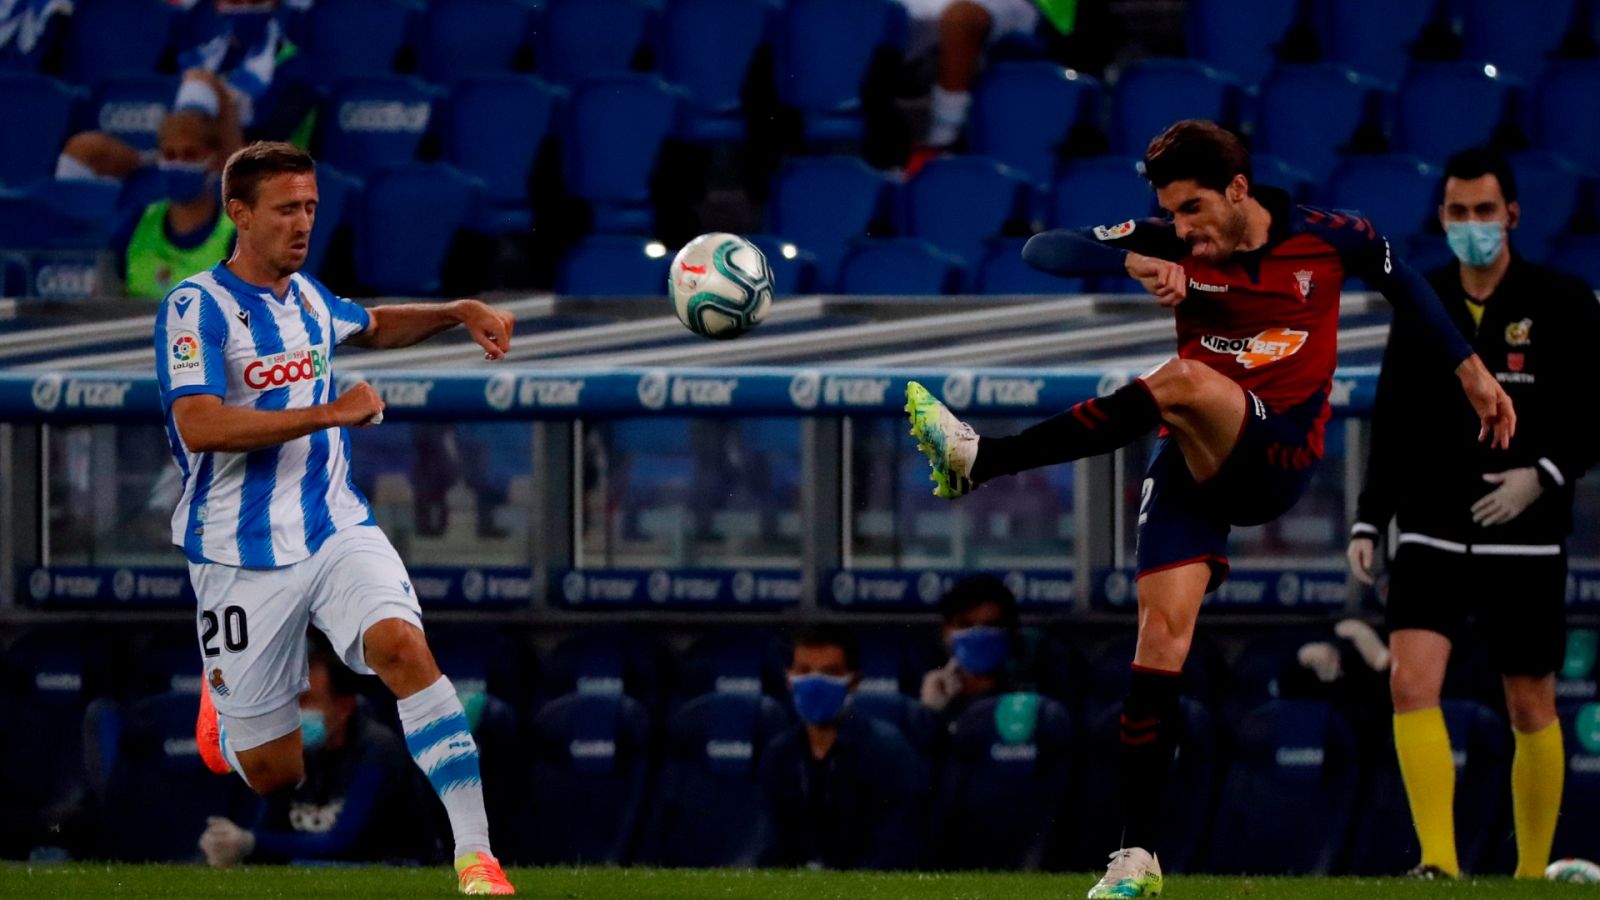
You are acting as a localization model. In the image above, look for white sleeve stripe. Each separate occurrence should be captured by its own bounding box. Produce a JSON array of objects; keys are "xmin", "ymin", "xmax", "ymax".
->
[
  {"xmin": 1538, "ymin": 457, "xmax": 1566, "ymax": 487},
  {"xmin": 1350, "ymin": 522, "xmax": 1380, "ymax": 538}
]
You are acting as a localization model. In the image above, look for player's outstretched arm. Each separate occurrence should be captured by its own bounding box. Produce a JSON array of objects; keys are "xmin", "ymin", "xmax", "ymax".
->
[
  {"xmin": 346, "ymin": 299, "xmax": 514, "ymax": 358},
  {"xmin": 1022, "ymin": 219, "xmax": 1187, "ymax": 277},
  {"xmin": 172, "ymin": 384, "xmax": 385, "ymax": 453}
]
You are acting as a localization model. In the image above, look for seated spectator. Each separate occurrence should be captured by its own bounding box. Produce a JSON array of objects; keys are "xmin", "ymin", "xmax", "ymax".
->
[
  {"xmin": 920, "ymin": 574, "xmax": 1060, "ymax": 720},
  {"xmin": 760, "ymin": 623, "xmax": 927, "ymax": 870},
  {"xmin": 197, "ymin": 638, "xmax": 443, "ymax": 867},
  {"xmin": 900, "ymin": 0, "xmax": 1043, "ymax": 157},
  {"xmin": 109, "ymin": 109, "xmax": 235, "ymax": 300}
]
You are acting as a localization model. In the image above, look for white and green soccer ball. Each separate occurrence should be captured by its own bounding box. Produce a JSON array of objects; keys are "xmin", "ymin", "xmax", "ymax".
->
[
  {"xmin": 1546, "ymin": 858, "xmax": 1600, "ymax": 882},
  {"xmin": 668, "ymin": 232, "xmax": 774, "ymax": 340}
]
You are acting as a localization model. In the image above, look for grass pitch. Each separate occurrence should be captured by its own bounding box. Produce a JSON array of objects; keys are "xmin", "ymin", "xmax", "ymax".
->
[{"xmin": 2, "ymin": 864, "xmax": 1597, "ymax": 898}]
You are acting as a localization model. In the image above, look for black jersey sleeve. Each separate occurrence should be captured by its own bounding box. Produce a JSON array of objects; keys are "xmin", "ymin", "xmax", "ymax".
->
[
  {"xmin": 1534, "ymin": 274, "xmax": 1600, "ymax": 491},
  {"xmin": 1353, "ymin": 311, "xmax": 1412, "ymax": 538},
  {"xmin": 1022, "ymin": 218, "xmax": 1188, "ymax": 278}
]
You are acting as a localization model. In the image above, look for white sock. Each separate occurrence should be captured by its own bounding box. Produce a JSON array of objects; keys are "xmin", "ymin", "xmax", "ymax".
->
[
  {"xmin": 928, "ymin": 86, "xmax": 972, "ymax": 147},
  {"xmin": 398, "ymin": 676, "xmax": 492, "ymax": 857}
]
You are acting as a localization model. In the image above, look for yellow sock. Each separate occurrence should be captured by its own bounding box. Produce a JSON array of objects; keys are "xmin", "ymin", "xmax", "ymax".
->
[
  {"xmin": 1395, "ymin": 707, "xmax": 1460, "ymax": 877},
  {"xmin": 1513, "ymin": 720, "xmax": 1565, "ymax": 878}
]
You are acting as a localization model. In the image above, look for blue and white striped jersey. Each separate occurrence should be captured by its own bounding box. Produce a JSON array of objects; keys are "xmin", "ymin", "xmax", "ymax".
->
[{"xmin": 154, "ymin": 263, "xmax": 374, "ymax": 568}]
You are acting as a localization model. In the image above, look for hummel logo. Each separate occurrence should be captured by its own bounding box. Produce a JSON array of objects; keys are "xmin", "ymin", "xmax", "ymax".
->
[
  {"xmin": 174, "ymin": 297, "xmax": 194, "ymax": 317},
  {"xmin": 235, "ymin": 309, "xmax": 250, "ymax": 328}
]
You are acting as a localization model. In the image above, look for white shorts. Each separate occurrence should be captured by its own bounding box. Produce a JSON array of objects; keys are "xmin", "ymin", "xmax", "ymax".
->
[
  {"xmin": 189, "ymin": 525, "xmax": 423, "ymax": 748},
  {"xmin": 901, "ymin": 0, "xmax": 1041, "ymax": 58}
]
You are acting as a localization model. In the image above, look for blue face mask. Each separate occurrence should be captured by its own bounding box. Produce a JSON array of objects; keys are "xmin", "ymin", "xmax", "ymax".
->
[
  {"xmin": 299, "ymin": 708, "xmax": 328, "ymax": 752},
  {"xmin": 1445, "ymin": 220, "xmax": 1506, "ymax": 268},
  {"xmin": 790, "ymin": 673, "xmax": 852, "ymax": 725},
  {"xmin": 159, "ymin": 160, "xmax": 217, "ymax": 204},
  {"xmin": 951, "ymin": 626, "xmax": 1010, "ymax": 676}
]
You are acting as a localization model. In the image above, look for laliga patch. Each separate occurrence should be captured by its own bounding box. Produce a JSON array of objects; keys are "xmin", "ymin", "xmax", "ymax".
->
[
  {"xmin": 1505, "ymin": 318, "xmax": 1532, "ymax": 347},
  {"xmin": 169, "ymin": 330, "xmax": 203, "ymax": 375},
  {"xmin": 1093, "ymin": 220, "xmax": 1137, "ymax": 241}
]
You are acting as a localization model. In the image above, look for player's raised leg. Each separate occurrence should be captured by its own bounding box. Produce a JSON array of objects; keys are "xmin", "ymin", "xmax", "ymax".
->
[{"xmin": 1390, "ymin": 629, "xmax": 1460, "ymax": 878}]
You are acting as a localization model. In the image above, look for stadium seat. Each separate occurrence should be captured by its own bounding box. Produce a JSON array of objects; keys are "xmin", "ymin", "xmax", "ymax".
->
[
  {"xmin": 562, "ymin": 74, "xmax": 680, "ymax": 233},
  {"xmin": 1323, "ymin": 154, "xmax": 1439, "ymax": 244},
  {"xmin": 537, "ymin": 0, "xmax": 655, "ymax": 86},
  {"xmin": 1393, "ymin": 62, "xmax": 1514, "ymax": 165},
  {"xmin": 1109, "ymin": 59, "xmax": 1239, "ymax": 156},
  {"xmin": 1548, "ymin": 234, "xmax": 1600, "ymax": 289},
  {"xmin": 1253, "ymin": 64, "xmax": 1381, "ymax": 182},
  {"xmin": 1185, "ymin": 0, "xmax": 1303, "ymax": 86},
  {"xmin": 0, "ymin": 632, "xmax": 99, "ymax": 858},
  {"xmin": 319, "ymin": 76, "xmax": 440, "ymax": 178},
  {"xmin": 0, "ymin": 74, "xmax": 82, "ymax": 187},
  {"xmin": 95, "ymin": 691, "xmax": 255, "ymax": 861},
  {"xmin": 541, "ymin": 627, "xmax": 672, "ymax": 714},
  {"xmin": 1316, "ymin": 0, "xmax": 1440, "ymax": 85},
  {"xmin": 744, "ymin": 234, "xmax": 818, "ymax": 295},
  {"xmin": 1506, "ymin": 151, "xmax": 1586, "ymax": 265},
  {"xmin": 1343, "ymin": 700, "xmax": 1513, "ymax": 875},
  {"xmin": 931, "ymin": 693, "xmax": 1075, "ymax": 870},
  {"xmin": 902, "ymin": 156, "xmax": 1027, "ymax": 268},
  {"xmin": 1459, "ymin": 0, "xmax": 1577, "ymax": 81},
  {"xmin": 837, "ymin": 238, "xmax": 964, "ymax": 296},
  {"xmin": 659, "ymin": 0, "xmax": 777, "ymax": 143},
  {"xmin": 674, "ymin": 629, "xmax": 791, "ymax": 703},
  {"xmin": 425, "ymin": 624, "xmax": 535, "ymax": 708},
  {"xmin": 555, "ymin": 235, "xmax": 671, "ymax": 296},
  {"xmin": 64, "ymin": 0, "xmax": 177, "ymax": 86},
  {"xmin": 767, "ymin": 156, "xmax": 892, "ymax": 290},
  {"xmin": 1203, "ymin": 699, "xmax": 1361, "ymax": 874},
  {"xmin": 302, "ymin": 163, "xmax": 358, "ymax": 278},
  {"xmin": 851, "ymin": 691, "xmax": 940, "ymax": 764},
  {"xmin": 517, "ymin": 692, "xmax": 652, "ymax": 864},
  {"xmin": 416, "ymin": 0, "xmax": 536, "ymax": 84},
  {"xmin": 1553, "ymin": 702, "xmax": 1600, "ymax": 860},
  {"xmin": 354, "ymin": 163, "xmax": 478, "ymax": 296},
  {"xmin": 854, "ymin": 625, "xmax": 941, "ymax": 697},
  {"xmin": 773, "ymin": 0, "xmax": 898, "ymax": 143},
  {"xmin": 637, "ymin": 692, "xmax": 790, "ymax": 866},
  {"xmin": 1533, "ymin": 62, "xmax": 1600, "ymax": 172},
  {"xmin": 969, "ymin": 61, "xmax": 1102, "ymax": 188},
  {"xmin": 88, "ymin": 75, "xmax": 178, "ymax": 153},
  {"xmin": 0, "ymin": 178, "xmax": 120, "ymax": 251},
  {"xmin": 300, "ymin": 0, "xmax": 415, "ymax": 85},
  {"xmin": 1251, "ymin": 154, "xmax": 1316, "ymax": 202},
  {"xmin": 1050, "ymin": 156, "xmax": 1157, "ymax": 228},
  {"xmin": 442, "ymin": 74, "xmax": 561, "ymax": 233},
  {"xmin": 977, "ymin": 238, "xmax": 1088, "ymax": 295}
]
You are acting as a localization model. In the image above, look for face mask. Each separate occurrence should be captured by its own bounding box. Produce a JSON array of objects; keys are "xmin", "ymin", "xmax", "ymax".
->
[
  {"xmin": 790, "ymin": 673, "xmax": 851, "ymax": 725},
  {"xmin": 951, "ymin": 625, "xmax": 1010, "ymax": 676},
  {"xmin": 1445, "ymin": 220, "xmax": 1506, "ymax": 268},
  {"xmin": 159, "ymin": 159, "xmax": 217, "ymax": 204},
  {"xmin": 299, "ymin": 708, "xmax": 328, "ymax": 751}
]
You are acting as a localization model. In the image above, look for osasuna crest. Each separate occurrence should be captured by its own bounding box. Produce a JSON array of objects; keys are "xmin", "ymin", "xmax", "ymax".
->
[{"xmin": 1292, "ymin": 269, "xmax": 1314, "ymax": 300}]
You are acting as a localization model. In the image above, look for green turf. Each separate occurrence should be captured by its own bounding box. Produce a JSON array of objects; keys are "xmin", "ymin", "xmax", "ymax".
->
[{"xmin": 2, "ymin": 865, "xmax": 1597, "ymax": 899}]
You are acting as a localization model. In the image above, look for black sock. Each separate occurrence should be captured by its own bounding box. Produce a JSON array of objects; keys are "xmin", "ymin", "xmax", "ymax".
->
[
  {"xmin": 1117, "ymin": 664, "xmax": 1183, "ymax": 853},
  {"xmin": 969, "ymin": 379, "xmax": 1161, "ymax": 484}
]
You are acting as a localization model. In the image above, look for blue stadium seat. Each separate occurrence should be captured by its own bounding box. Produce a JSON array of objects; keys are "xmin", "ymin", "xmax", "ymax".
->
[
  {"xmin": 1185, "ymin": 0, "xmax": 1302, "ymax": 85},
  {"xmin": 64, "ymin": 0, "xmax": 177, "ymax": 85},
  {"xmin": 1393, "ymin": 62, "xmax": 1514, "ymax": 165},
  {"xmin": 1316, "ymin": 0, "xmax": 1439, "ymax": 85},
  {"xmin": 0, "ymin": 74, "xmax": 81, "ymax": 187},
  {"xmin": 563, "ymin": 74, "xmax": 680, "ymax": 233},
  {"xmin": 675, "ymin": 630, "xmax": 791, "ymax": 702},
  {"xmin": 303, "ymin": 163, "xmax": 358, "ymax": 278},
  {"xmin": 537, "ymin": 0, "xmax": 654, "ymax": 86},
  {"xmin": 95, "ymin": 691, "xmax": 256, "ymax": 861},
  {"xmin": 854, "ymin": 625, "xmax": 940, "ymax": 697},
  {"xmin": 1110, "ymin": 59, "xmax": 1239, "ymax": 156},
  {"xmin": 1554, "ymin": 702, "xmax": 1600, "ymax": 860},
  {"xmin": 424, "ymin": 624, "xmax": 535, "ymax": 708},
  {"xmin": 0, "ymin": 178, "xmax": 120, "ymax": 250},
  {"xmin": 638, "ymin": 692, "xmax": 790, "ymax": 866},
  {"xmin": 1203, "ymin": 699, "xmax": 1360, "ymax": 874},
  {"xmin": 1344, "ymin": 700, "xmax": 1513, "ymax": 875},
  {"xmin": 1253, "ymin": 64, "xmax": 1380, "ymax": 182},
  {"xmin": 541, "ymin": 627, "xmax": 672, "ymax": 714},
  {"xmin": 1323, "ymin": 154, "xmax": 1439, "ymax": 244},
  {"xmin": 354, "ymin": 163, "xmax": 478, "ymax": 296},
  {"xmin": 519, "ymin": 692, "xmax": 652, "ymax": 864},
  {"xmin": 851, "ymin": 691, "xmax": 940, "ymax": 764},
  {"xmin": 767, "ymin": 156, "xmax": 891, "ymax": 290},
  {"xmin": 1533, "ymin": 62, "xmax": 1600, "ymax": 172},
  {"xmin": 978, "ymin": 238, "xmax": 1088, "ymax": 294},
  {"xmin": 902, "ymin": 156, "xmax": 1027, "ymax": 268},
  {"xmin": 773, "ymin": 0, "xmax": 898, "ymax": 143},
  {"xmin": 1459, "ymin": 0, "xmax": 1577, "ymax": 81},
  {"xmin": 744, "ymin": 234, "xmax": 818, "ymax": 295},
  {"xmin": 300, "ymin": 0, "xmax": 415, "ymax": 85},
  {"xmin": 0, "ymin": 632, "xmax": 98, "ymax": 858},
  {"xmin": 319, "ymin": 76, "xmax": 440, "ymax": 178},
  {"xmin": 659, "ymin": 0, "xmax": 776, "ymax": 143},
  {"xmin": 837, "ymin": 238, "xmax": 964, "ymax": 296},
  {"xmin": 1507, "ymin": 151, "xmax": 1586, "ymax": 265},
  {"xmin": 1548, "ymin": 234, "xmax": 1600, "ymax": 289},
  {"xmin": 969, "ymin": 61, "xmax": 1102, "ymax": 188},
  {"xmin": 556, "ymin": 235, "xmax": 671, "ymax": 296},
  {"xmin": 1251, "ymin": 154, "xmax": 1316, "ymax": 202},
  {"xmin": 416, "ymin": 0, "xmax": 536, "ymax": 83},
  {"xmin": 442, "ymin": 74, "xmax": 561, "ymax": 233},
  {"xmin": 89, "ymin": 76, "xmax": 178, "ymax": 153},
  {"xmin": 1050, "ymin": 156, "xmax": 1156, "ymax": 228},
  {"xmin": 931, "ymin": 693, "xmax": 1075, "ymax": 870}
]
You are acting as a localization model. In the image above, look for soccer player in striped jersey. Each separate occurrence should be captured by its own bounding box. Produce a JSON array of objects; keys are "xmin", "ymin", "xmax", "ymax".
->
[{"xmin": 155, "ymin": 142, "xmax": 515, "ymax": 895}]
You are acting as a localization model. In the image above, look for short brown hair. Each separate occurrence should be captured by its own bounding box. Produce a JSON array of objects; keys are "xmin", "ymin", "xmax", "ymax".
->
[
  {"xmin": 1143, "ymin": 119, "xmax": 1251, "ymax": 193},
  {"xmin": 223, "ymin": 141, "xmax": 315, "ymax": 205},
  {"xmin": 158, "ymin": 109, "xmax": 226, "ymax": 154}
]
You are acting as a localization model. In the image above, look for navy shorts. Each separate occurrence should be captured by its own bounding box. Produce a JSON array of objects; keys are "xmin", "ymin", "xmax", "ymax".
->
[{"xmin": 1135, "ymin": 391, "xmax": 1322, "ymax": 592}]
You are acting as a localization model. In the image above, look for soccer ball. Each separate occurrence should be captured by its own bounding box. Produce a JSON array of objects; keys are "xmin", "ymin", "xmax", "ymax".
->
[
  {"xmin": 1546, "ymin": 858, "xmax": 1600, "ymax": 882},
  {"xmin": 668, "ymin": 233, "xmax": 774, "ymax": 340}
]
